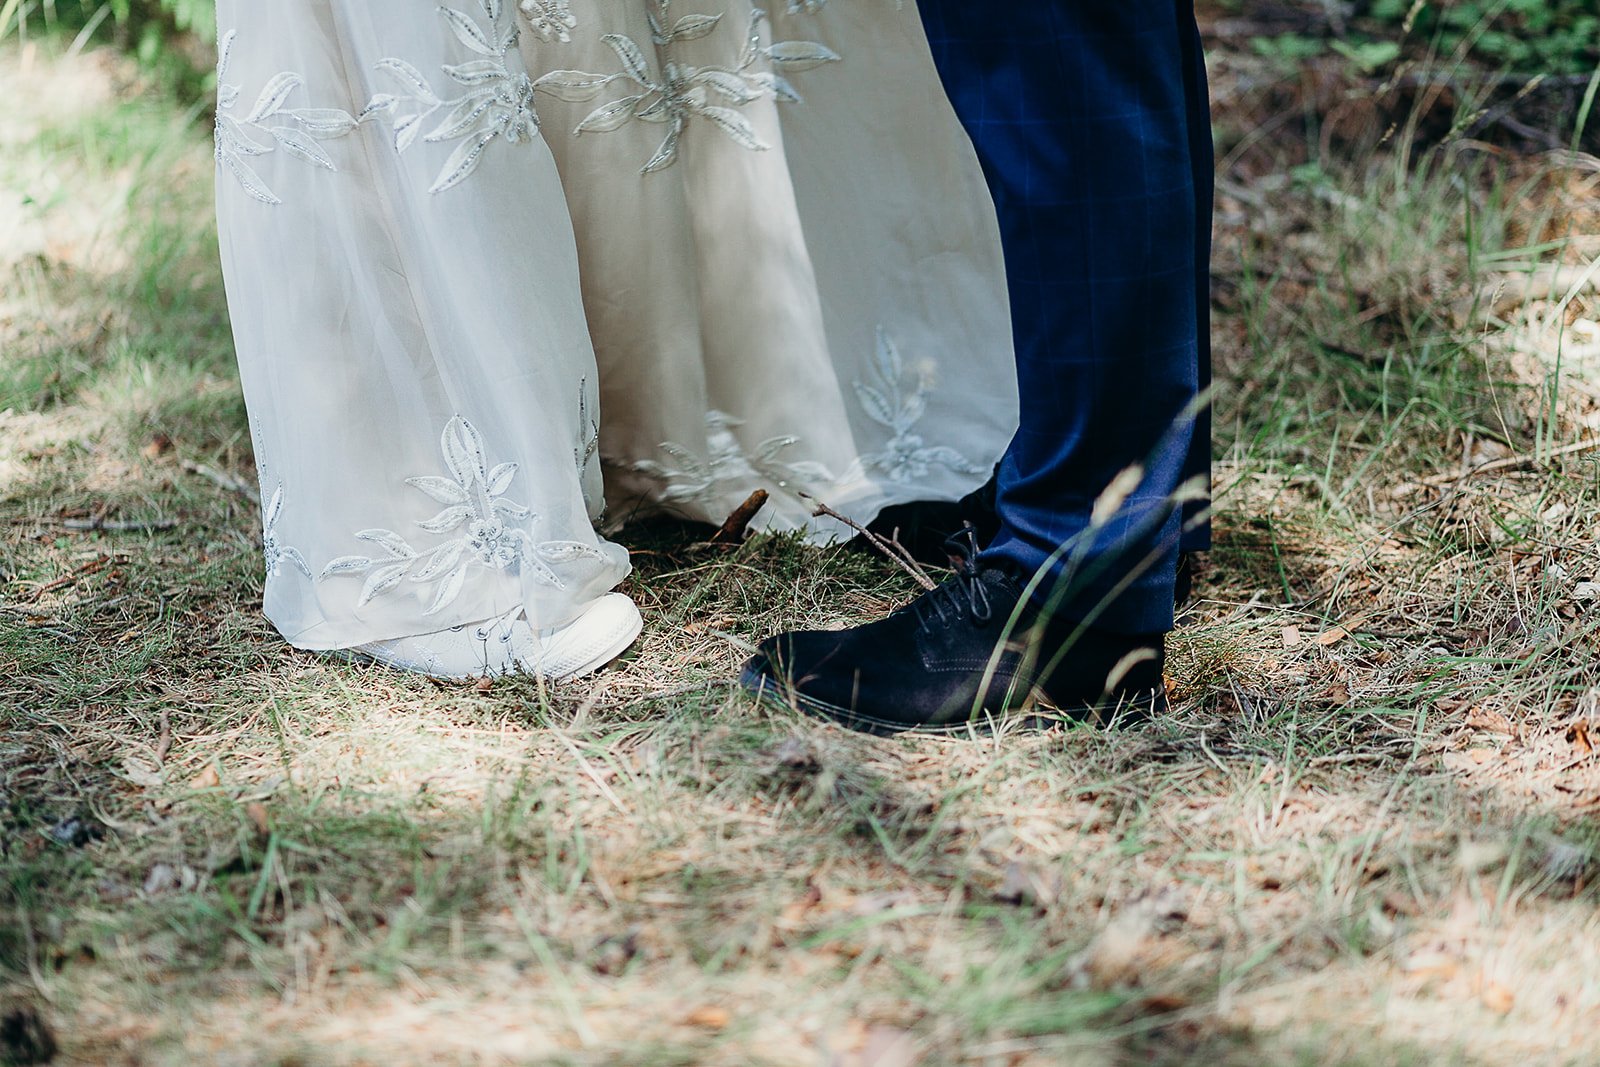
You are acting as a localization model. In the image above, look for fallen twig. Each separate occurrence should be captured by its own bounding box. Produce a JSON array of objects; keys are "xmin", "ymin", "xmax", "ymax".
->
[
  {"xmin": 799, "ymin": 493, "xmax": 937, "ymax": 592},
  {"xmin": 1420, "ymin": 437, "xmax": 1600, "ymax": 487},
  {"xmin": 709, "ymin": 489, "xmax": 769, "ymax": 547},
  {"xmin": 181, "ymin": 460, "xmax": 256, "ymax": 500},
  {"xmin": 59, "ymin": 517, "xmax": 178, "ymax": 533},
  {"xmin": 23, "ymin": 554, "xmax": 112, "ymax": 601}
]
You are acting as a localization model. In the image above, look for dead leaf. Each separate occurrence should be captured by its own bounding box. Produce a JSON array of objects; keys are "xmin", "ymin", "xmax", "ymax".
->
[
  {"xmin": 1567, "ymin": 721, "xmax": 1593, "ymax": 755},
  {"xmin": 1315, "ymin": 626, "xmax": 1351, "ymax": 647},
  {"xmin": 1465, "ymin": 707, "xmax": 1516, "ymax": 736},
  {"xmin": 778, "ymin": 882, "xmax": 824, "ymax": 927},
  {"xmin": 1401, "ymin": 950, "xmax": 1459, "ymax": 981},
  {"xmin": 1481, "ymin": 982, "xmax": 1515, "ymax": 1015},
  {"xmin": 473, "ymin": 676, "xmax": 494, "ymax": 693},
  {"xmin": 122, "ymin": 756, "xmax": 163, "ymax": 789},
  {"xmin": 684, "ymin": 1006, "xmax": 730, "ymax": 1031},
  {"xmin": 245, "ymin": 803, "xmax": 271, "ymax": 838},
  {"xmin": 187, "ymin": 765, "xmax": 220, "ymax": 791},
  {"xmin": 856, "ymin": 1027, "xmax": 919, "ymax": 1067},
  {"xmin": 1065, "ymin": 889, "xmax": 1185, "ymax": 989},
  {"xmin": 1281, "ymin": 625, "xmax": 1303, "ymax": 649},
  {"xmin": 830, "ymin": 1023, "xmax": 920, "ymax": 1067},
  {"xmin": 1314, "ymin": 614, "xmax": 1369, "ymax": 647}
]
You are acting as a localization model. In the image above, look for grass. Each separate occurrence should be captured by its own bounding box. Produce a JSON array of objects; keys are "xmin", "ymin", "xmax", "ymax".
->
[{"xmin": 5, "ymin": 15, "xmax": 1600, "ymax": 1067}]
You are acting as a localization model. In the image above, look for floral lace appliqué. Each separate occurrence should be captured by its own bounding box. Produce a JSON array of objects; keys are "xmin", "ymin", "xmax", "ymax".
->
[
  {"xmin": 855, "ymin": 327, "xmax": 986, "ymax": 483},
  {"xmin": 320, "ymin": 416, "xmax": 607, "ymax": 616},
  {"xmin": 532, "ymin": 1, "xmax": 839, "ymax": 173},
  {"xmin": 628, "ymin": 410, "xmax": 834, "ymax": 504},
  {"xmin": 363, "ymin": 0, "xmax": 541, "ymax": 193},
  {"xmin": 520, "ymin": 0, "xmax": 578, "ymax": 41},
  {"xmin": 262, "ymin": 483, "xmax": 314, "ymax": 580},
  {"xmin": 214, "ymin": 30, "xmax": 362, "ymax": 206}
]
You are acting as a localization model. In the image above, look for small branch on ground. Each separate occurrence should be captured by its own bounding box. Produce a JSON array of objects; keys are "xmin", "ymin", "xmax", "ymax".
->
[
  {"xmin": 181, "ymin": 460, "xmax": 255, "ymax": 500},
  {"xmin": 709, "ymin": 490, "xmax": 770, "ymax": 547},
  {"xmin": 800, "ymin": 492, "xmax": 937, "ymax": 592},
  {"xmin": 24, "ymin": 554, "xmax": 113, "ymax": 601},
  {"xmin": 58, "ymin": 517, "xmax": 178, "ymax": 533},
  {"xmin": 1420, "ymin": 437, "xmax": 1600, "ymax": 487}
]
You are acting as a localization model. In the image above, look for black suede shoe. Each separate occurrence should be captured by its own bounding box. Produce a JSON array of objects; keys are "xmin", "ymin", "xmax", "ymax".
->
[{"xmin": 742, "ymin": 533, "xmax": 1168, "ymax": 736}]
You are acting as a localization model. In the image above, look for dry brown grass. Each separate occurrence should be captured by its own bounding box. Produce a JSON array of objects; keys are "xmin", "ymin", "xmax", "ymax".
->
[{"xmin": 5, "ymin": 24, "xmax": 1600, "ymax": 1067}]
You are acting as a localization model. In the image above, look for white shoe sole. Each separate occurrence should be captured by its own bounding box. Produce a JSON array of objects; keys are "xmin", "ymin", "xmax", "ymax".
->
[
  {"xmin": 535, "ymin": 593, "xmax": 644, "ymax": 682},
  {"xmin": 345, "ymin": 594, "xmax": 643, "ymax": 683}
]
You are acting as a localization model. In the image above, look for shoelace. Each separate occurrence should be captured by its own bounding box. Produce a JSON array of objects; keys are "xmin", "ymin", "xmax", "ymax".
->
[
  {"xmin": 917, "ymin": 526, "xmax": 995, "ymax": 628},
  {"xmin": 471, "ymin": 605, "xmax": 526, "ymax": 646}
]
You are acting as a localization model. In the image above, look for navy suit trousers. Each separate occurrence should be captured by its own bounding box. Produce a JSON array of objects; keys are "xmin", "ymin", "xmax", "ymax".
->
[{"xmin": 919, "ymin": 0, "xmax": 1214, "ymax": 634}]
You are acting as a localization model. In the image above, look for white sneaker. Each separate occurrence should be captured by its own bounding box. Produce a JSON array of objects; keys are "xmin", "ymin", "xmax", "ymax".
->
[{"xmin": 350, "ymin": 593, "xmax": 643, "ymax": 682}]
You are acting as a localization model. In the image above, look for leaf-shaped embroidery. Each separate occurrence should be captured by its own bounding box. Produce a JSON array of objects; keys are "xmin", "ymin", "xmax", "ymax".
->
[
  {"xmin": 532, "ymin": 71, "xmax": 615, "ymax": 102},
  {"xmin": 747, "ymin": 72, "xmax": 801, "ymax": 103},
  {"xmin": 271, "ymin": 127, "xmax": 336, "ymax": 170},
  {"xmin": 443, "ymin": 59, "xmax": 508, "ymax": 87},
  {"xmin": 485, "ymin": 462, "xmax": 518, "ymax": 497},
  {"xmin": 246, "ymin": 72, "xmax": 303, "ymax": 122},
  {"xmin": 358, "ymin": 564, "xmax": 411, "ymax": 608},
  {"xmin": 440, "ymin": 6, "xmax": 498, "ymax": 57},
  {"xmin": 577, "ymin": 96, "xmax": 644, "ymax": 134},
  {"xmin": 217, "ymin": 29, "xmax": 237, "ymax": 80},
  {"xmin": 406, "ymin": 475, "xmax": 470, "ymax": 505},
  {"xmin": 215, "ymin": 35, "xmax": 361, "ymax": 206},
  {"xmin": 320, "ymin": 555, "xmax": 375, "ymax": 579},
  {"xmin": 378, "ymin": 58, "xmax": 442, "ymax": 107},
  {"xmin": 694, "ymin": 69, "xmax": 763, "ymax": 104},
  {"xmin": 765, "ymin": 41, "xmax": 841, "ymax": 72},
  {"xmin": 754, "ymin": 435, "xmax": 803, "ymax": 465},
  {"xmin": 431, "ymin": 128, "xmax": 500, "ymax": 193},
  {"xmin": 441, "ymin": 417, "xmax": 487, "ymax": 489},
  {"xmin": 410, "ymin": 540, "xmax": 468, "ymax": 583},
  {"xmin": 853, "ymin": 328, "xmax": 986, "ymax": 483},
  {"xmin": 220, "ymin": 151, "xmax": 281, "ymax": 206},
  {"xmin": 602, "ymin": 34, "xmax": 653, "ymax": 85},
  {"xmin": 699, "ymin": 106, "xmax": 767, "ymax": 152},
  {"xmin": 394, "ymin": 112, "xmax": 424, "ymax": 153},
  {"xmin": 219, "ymin": 122, "xmax": 272, "ymax": 157},
  {"xmin": 535, "ymin": 542, "xmax": 608, "ymax": 564},
  {"xmin": 319, "ymin": 414, "xmax": 583, "ymax": 615},
  {"xmin": 491, "ymin": 497, "xmax": 533, "ymax": 521},
  {"xmin": 291, "ymin": 108, "xmax": 361, "ymax": 136},
  {"xmin": 361, "ymin": 94, "xmax": 399, "ymax": 120},
  {"xmin": 915, "ymin": 446, "xmax": 986, "ymax": 475},
  {"xmin": 417, "ymin": 505, "xmax": 476, "ymax": 534},
  {"xmin": 428, "ymin": 95, "xmax": 498, "ymax": 143},
  {"xmin": 875, "ymin": 327, "xmax": 904, "ymax": 385},
  {"xmin": 635, "ymin": 95, "xmax": 674, "ymax": 123},
  {"xmin": 667, "ymin": 12, "xmax": 723, "ymax": 42},
  {"xmin": 423, "ymin": 565, "xmax": 470, "ymax": 616},
  {"xmin": 281, "ymin": 546, "xmax": 314, "ymax": 579},
  {"xmin": 356, "ymin": 529, "xmax": 419, "ymax": 559},
  {"xmin": 854, "ymin": 382, "xmax": 898, "ymax": 430},
  {"xmin": 265, "ymin": 484, "xmax": 286, "ymax": 527},
  {"xmin": 641, "ymin": 127, "xmax": 681, "ymax": 173}
]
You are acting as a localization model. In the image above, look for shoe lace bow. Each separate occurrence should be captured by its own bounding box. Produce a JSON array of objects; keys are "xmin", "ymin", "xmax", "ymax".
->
[{"xmin": 919, "ymin": 526, "xmax": 995, "ymax": 627}]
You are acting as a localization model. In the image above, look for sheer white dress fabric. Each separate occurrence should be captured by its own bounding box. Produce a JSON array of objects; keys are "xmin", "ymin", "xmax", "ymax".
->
[{"xmin": 215, "ymin": 0, "xmax": 1018, "ymax": 653}]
